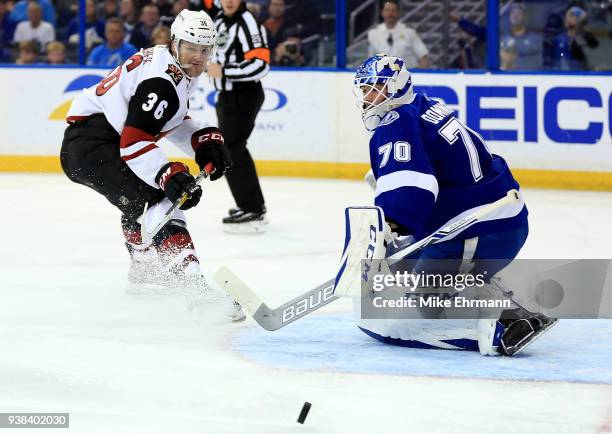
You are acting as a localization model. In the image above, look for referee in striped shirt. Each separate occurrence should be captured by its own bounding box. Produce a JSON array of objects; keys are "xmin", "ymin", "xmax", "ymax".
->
[{"xmin": 205, "ymin": 0, "xmax": 270, "ymax": 233}]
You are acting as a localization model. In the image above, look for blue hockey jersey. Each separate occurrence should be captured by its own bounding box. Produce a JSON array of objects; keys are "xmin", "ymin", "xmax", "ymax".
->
[{"xmin": 370, "ymin": 93, "xmax": 527, "ymax": 240}]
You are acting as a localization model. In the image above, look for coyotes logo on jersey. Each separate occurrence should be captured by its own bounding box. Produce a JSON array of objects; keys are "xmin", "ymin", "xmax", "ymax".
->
[{"xmin": 165, "ymin": 64, "xmax": 184, "ymax": 86}]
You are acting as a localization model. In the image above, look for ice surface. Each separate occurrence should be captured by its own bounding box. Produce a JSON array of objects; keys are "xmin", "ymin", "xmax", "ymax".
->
[
  {"xmin": 1, "ymin": 174, "xmax": 611, "ymax": 434},
  {"xmin": 234, "ymin": 315, "xmax": 612, "ymax": 384}
]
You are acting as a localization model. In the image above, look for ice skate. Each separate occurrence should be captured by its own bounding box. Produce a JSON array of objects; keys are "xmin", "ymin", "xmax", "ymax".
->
[
  {"xmin": 222, "ymin": 207, "xmax": 268, "ymax": 234},
  {"xmin": 497, "ymin": 308, "xmax": 559, "ymax": 356}
]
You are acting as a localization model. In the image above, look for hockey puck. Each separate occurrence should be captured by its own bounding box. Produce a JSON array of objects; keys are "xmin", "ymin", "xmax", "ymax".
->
[{"xmin": 297, "ymin": 402, "xmax": 311, "ymax": 424}]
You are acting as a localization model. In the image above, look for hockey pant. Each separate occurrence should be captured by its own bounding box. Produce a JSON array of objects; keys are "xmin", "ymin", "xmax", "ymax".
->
[{"xmin": 60, "ymin": 114, "xmax": 200, "ymax": 274}]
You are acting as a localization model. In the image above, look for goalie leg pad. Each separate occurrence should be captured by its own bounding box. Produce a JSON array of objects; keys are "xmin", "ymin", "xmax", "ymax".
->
[{"xmin": 334, "ymin": 206, "xmax": 386, "ymax": 298}]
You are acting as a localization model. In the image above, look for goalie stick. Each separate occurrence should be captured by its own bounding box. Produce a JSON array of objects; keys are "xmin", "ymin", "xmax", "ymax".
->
[
  {"xmin": 141, "ymin": 162, "xmax": 213, "ymax": 246},
  {"xmin": 214, "ymin": 189, "xmax": 522, "ymax": 331}
]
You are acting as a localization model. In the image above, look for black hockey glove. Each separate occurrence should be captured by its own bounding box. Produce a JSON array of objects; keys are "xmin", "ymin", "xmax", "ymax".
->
[
  {"xmin": 191, "ymin": 127, "xmax": 232, "ymax": 181},
  {"xmin": 156, "ymin": 162, "xmax": 202, "ymax": 210}
]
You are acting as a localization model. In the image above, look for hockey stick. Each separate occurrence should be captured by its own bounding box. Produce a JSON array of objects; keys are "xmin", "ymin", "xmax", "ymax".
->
[
  {"xmin": 214, "ymin": 189, "xmax": 522, "ymax": 331},
  {"xmin": 386, "ymin": 189, "xmax": 521, "ymax": 263},
  {"xmin": 141, "ymin": 163, "xmax": 212, "ymax": 246}
]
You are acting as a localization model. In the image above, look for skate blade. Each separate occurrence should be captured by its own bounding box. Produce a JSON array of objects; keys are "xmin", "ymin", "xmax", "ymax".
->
[
  {"xmin": 504, "ymin": 318, "xmax": 560, "ymax": 356},
  {"xmin": 222, "ymin": 220, "xmax": 267, "ymax": 234}
]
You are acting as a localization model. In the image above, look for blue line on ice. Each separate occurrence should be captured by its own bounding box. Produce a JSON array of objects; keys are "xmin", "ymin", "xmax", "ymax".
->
[{"xmin": 232, "ymin": 315, "xmax": 612, "ymax": 384}]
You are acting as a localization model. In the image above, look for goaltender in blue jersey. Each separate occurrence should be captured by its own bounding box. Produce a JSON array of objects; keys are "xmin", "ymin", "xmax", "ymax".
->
[
  {"xmin": 353, "ymin": 54, "xmax": 556, "ymax": 356},
  {"xmin": 361, "ymin": 59, "xmax": 527, "ymax": 248}
]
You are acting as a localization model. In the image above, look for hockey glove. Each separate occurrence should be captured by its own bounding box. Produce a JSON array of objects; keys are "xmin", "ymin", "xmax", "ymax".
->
[
  {"xmin": 156, "ymin": 162, "xmax": 202, "ymax": 210},
  {"xmin": 191, "ymin": 127, "xmax": 232, "ymax": 181}
]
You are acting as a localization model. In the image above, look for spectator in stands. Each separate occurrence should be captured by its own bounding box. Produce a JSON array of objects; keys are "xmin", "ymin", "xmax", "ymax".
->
[
  {"xmin": 98, "ymin": 0, "xmax": 118, "ymax": 18},
  {"xmin": 119, "ymin": 0, "xmax": 147, "ymax": 49},
  {"xmin": 159, "ymin": 0, "xmax": 187, "ymax": 27},
  {"xmin": 66, "ymin": 0, "xmax": 105, "ymax": 50},
  {"xmin": 0, "ymin": 0, "xmax": 15, "ymax": 62},
  {"xmin": 450, "ymin": 5, "xmax": 545, "ymax": 70},
  {"xmin": 500, "ymin": 36, "xmax": 517, "ymax": 70},
  {"xmin": 46, "ymin": 40, "xmax": 66, "ymax": 63},
  {"xmin": 149, "ymin": 23, "xmax": 169, "ymax": 46},
  {"xmin": 551, "ymin": 6, "xmax": 599, "ymax": 70},
  {"xmin": 151, "ymin": 0, "xmax": 172, "ymax": 18},
  {"xmin": 87, "ymin": 17, "xmax": 136, "ymax": 66},
  {"xmin": 54, "ymin": 0, "xmax": 76, "ymax": 30},
  {"xmin": 1, "ymin": 0, "xmax": 16, "ymax": 43},
  {"xmin": 1, "ymin": 0, "xmax": 13, "ymax": 62},
  {"xmin": 138, "ymin": 4, "xmax": 160, "ymax": 42},
  {"xmin": 449, "ymin": 30, "xmax": 482, "ymax": 69},
  {"xmin": 448, "ymin": 12, "xmax": 485, "ymax": 69},
  {"xmin": 282, "ymin": 0, "xmax": 320, "ymax": 40},
  {"xmin": 449, "ymin": 11, "xmax": 485, "ymax": 42},
  {"xmin": 13, "ymin": 1, "xmax": 55, "ymax": 50},
  {"xmin": 285, "ymin": 0, "xmax": 321, "ymax": 65},
  {"xmin": 9, "ymin": 0, "xmax": 55, "ymax": 26},
  {"xmin": 501, "ymin": 4, "xmax": 542, "ymax": 69},
  {"xmin": 368, "ymin": 0, "xmax": 429, "ymax": 69},
  {"xmin": 15, "ymin": 38, "xmax": 37, "ymax": 63},
  {"xmin": 263, "ymin": 0, "xmax": 288, "ymax": 53},
  {"xmin": 273, "ymin": 36, "xmax": 304, "ymax": 66}
]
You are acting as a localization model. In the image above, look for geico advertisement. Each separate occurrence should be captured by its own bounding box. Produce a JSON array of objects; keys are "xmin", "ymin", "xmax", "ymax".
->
[
  {"xmin": 412, "ymin": 72, "xmax": 612, "ymax": 171},
  {"xmin": 0, "ymin": 68, "xmax": 610, "ymax": 170}
]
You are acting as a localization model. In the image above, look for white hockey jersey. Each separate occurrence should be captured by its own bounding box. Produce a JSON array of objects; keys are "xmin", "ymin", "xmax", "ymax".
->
[{"xmin": 67, "ymin": 45, "xmax": 208, "ymax": 187}]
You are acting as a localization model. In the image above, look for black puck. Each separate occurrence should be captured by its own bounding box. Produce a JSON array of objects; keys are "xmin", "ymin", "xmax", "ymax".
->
[{"xmin": 297, "ymin": 402, "xmax": 311, "ymax": 424}]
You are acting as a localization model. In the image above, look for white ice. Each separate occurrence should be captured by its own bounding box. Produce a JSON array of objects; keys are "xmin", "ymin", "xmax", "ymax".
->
[{"xmin": 1, "ymin": 173, "xmax": 611, "ymax": 434}]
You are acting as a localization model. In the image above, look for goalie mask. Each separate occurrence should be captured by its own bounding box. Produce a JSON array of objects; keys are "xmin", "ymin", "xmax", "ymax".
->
[
  {"xmin": 170, "ymin": 10, "xmax": 217, "ymax": 76},
  {"xmin": 353, "ymin": 54, "xmax": 414, "ymax": 132}
]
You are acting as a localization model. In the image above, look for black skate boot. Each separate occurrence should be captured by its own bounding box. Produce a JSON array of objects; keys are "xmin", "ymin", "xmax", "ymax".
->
[
  {"xmin": 222, "ymin": 206, "xmax": 268, "ymax": 234},
  {"xmin": 497, "ymin": 308, "xmax": 559, "ymax": 356}
]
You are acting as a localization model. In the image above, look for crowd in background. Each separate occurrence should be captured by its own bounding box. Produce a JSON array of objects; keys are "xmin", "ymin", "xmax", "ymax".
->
[
  {"xmin": 0, "ymin": 0, "xmax": 328, "ymax": 66},
  {"xmin": 450, "ymin": 0, "xmax": 612, "ymax": 70},
  {"xmin": 0, "ymin": 0, "xmax": 199, "ymax": 64},
  {"xmin": 0, "ymin": 0, "xmax": 610, "ymax": 70}
]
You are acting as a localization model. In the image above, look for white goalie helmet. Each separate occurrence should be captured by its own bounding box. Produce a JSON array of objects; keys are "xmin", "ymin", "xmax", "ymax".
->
[
  {"xmin": 170, "ymin": 10, "xmax": 217, "ymax": 71},
  {"xmin": 353, "ymin": 54, "xmax": 414, "ymax": 131}
]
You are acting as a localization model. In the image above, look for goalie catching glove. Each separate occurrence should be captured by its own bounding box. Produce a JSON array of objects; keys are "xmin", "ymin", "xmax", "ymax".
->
[
  {"xmin": 191, "ymin": 127, "xmax": 232, "ymax": 181},
  {"xmin": 156, "ymin": 162, "xmax": 202, "ymax": 210}
]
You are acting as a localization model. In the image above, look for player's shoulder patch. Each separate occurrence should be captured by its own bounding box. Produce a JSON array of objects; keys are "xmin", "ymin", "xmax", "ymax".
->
[
  {"xmin": 165, "ymin": 64, "xmax": 184, "ymax": 86},
  {"xmin": 379, "ymin": 110, "xmax": 400, "ymax": 127}
]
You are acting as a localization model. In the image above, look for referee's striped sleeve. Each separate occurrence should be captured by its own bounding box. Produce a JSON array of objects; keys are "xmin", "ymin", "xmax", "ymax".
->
[
  {"xmin": 223, "ymin": 14, "xmax": 270, "ymax": 81},
  {"xmin": 223, "ymin": 58, "xmax": 269, "ymax": 81}
]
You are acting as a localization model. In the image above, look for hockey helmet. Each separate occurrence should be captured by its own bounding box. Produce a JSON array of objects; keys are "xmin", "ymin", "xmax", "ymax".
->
[
  {"xmin": 353, "ymin": 54, "xmax": 413, "ymax": 131},
  {"xmin": 170, "ymin": 10, "xmax": 217, "ymax": 72}
]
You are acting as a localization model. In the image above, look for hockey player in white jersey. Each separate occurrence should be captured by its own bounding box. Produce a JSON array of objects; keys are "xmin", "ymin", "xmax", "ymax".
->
[
  {"xmin": 60, "ymin": 10, "xmax": 243, "ymax": 319},
  {"xmin": 352, "ymin": 54, "xmax": 557, "ymax": 355}
]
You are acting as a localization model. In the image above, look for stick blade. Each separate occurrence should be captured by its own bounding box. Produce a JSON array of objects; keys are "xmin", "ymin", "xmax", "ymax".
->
[{"xmin": 213, "ymin": 266, "xmax": 265, "ymax": 318}]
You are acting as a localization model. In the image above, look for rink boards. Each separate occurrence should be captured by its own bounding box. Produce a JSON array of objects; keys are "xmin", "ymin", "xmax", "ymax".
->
[{"xmin": 0, "ymin": 67, "xmax": 610, "ymax": 190}]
